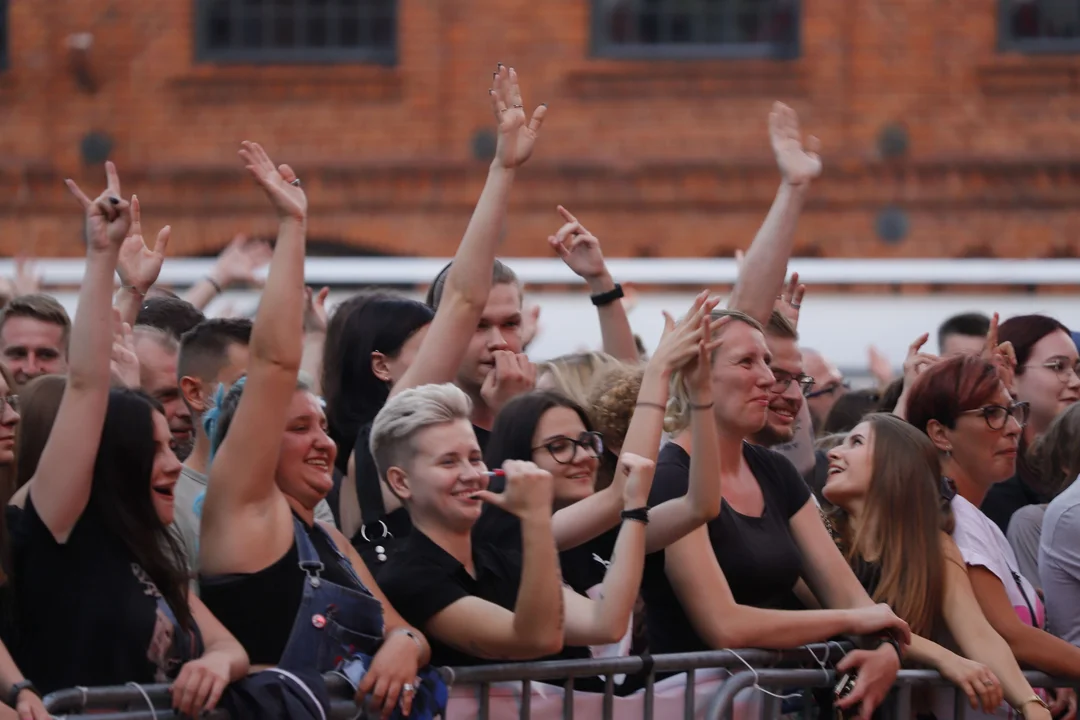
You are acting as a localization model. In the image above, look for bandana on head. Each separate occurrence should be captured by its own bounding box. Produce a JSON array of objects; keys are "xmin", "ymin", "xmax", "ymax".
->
[{"xmin": 203, "ymin": 375, "xmax": 248, "ymax": 463}]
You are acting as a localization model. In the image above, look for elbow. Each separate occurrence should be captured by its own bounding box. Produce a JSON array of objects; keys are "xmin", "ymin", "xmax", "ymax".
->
[{"xmin": 521, "ymin": 632, "xmax": 564, "ymax": 659}]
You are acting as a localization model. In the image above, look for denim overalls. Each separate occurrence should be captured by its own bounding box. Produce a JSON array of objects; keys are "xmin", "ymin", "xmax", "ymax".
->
[
  {"xmin": 278, "ymin": 516, "xmax": 386, "ymax": 673},
  {"xmin": 278, "ymin": 517, "xmax": 448, "ymax": 719}
]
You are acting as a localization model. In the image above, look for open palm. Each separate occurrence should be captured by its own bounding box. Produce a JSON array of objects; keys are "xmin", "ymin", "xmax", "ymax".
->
[
  {"xmin": 238, "ymin": 141, "xmax": 307, "ymax": 221},
  {"xmin": 491, "ymin": 65, "xmax": 547, "ymax": 169},
  {"xmin": 117, "ymin": 195, "xmax": 170, "ymax": 293},
  {"xmin": 770, "ymin": 102, "xmax": 822, "ymax": 186}
]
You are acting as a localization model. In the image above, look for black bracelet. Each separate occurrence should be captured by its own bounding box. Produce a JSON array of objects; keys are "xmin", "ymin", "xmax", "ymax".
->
[
  {"xmin": 206, "ymin": 276, "xmax": 223, "ymax": 294},
  {"xmin": 6, "ymin": 680, "xmax": 38, "ymax": 708},
  {"xmin": 875, "ymin": 634, "xmax": 903, "ymax": 662},
  {"xmin": 590, "ymin": 283, "xmax": 624, "ymax": 307},
  {"xmin": 621, "ymin": 507, "xmax": 649, "ymax": 525}
]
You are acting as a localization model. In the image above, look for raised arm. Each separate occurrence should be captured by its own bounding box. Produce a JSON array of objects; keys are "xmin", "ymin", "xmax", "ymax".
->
[
  {"xmin": 114, "ymin": 195, "xmax": 170, "ymax": 326},
  {"xmin": 543, "ymin": 294, "xmax": 716, "ymax": 551},
  {"xmin": 183, "ymin": 234, "xmax": 272, "ymax": 311},
  {"xmin": 393, "ymin": 65, "xmax": 546, "ymax": 394},
  {"xmin": 727, "ymin": 102, "xmax": 820, "ymax": 326},
  {"xmin": 30, "ymin": 163, "xmax": 131, "ymax": 543},
  {"xmin": 428, "ymin": 461, "xmax": 564, "ymax": 660},
  {"xmin": 562, "ymin": 454, "xmax": 652, "ymax": 646},
  {"xmin": 200, "ymin": 142, "xmax": 307, "ymax": 573},
  {"xmin": 547, "ymin": 206, "xmax": 637, "ymax": 362}
]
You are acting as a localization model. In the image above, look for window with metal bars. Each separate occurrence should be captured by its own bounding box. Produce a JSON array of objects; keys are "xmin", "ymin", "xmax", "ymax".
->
[
  {"xmin": 1001, "ymin": 0, "xmax": 1080, "ymax": 52},
  {"xmin": 195, "ymin": 0, "xmax": 395, "ymax": 64},
  {"xmin": 591, "ymin": 0, "xmax": 799, "ymax": 59}
]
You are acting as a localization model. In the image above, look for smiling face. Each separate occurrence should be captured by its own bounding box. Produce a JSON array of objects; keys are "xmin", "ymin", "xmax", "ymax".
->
[
  {"xmin": 275, "ymin": 390, "xmax": 338, "ymax": 510},
  {"xmin": 752, "ymin": 333, "xmax": 804, "ymax": 446},
  {"xmin": 709, "ymin": 321, "xmax": 775, "ymax": 436},
  {"xmin": 823, "ymin": 421, "xmax": 875, "ymax": 516},
  {"xmin": 531, "ymin": 406, "xmax": 600, "ymax": 506},
  {"xmin": 1014, "ymin": 329, "xmax": 1080, "ymax": 436},
  {"xmin": 388, "ymin": 418, "xmax": 488, "ymax": 533},
  {"xmin": 0, "ymin": 317, "xmax": 66, "ymax": 385},
  {"xmin": 149, "ymin": 410, "xmax": 183, "ymax": 525}
]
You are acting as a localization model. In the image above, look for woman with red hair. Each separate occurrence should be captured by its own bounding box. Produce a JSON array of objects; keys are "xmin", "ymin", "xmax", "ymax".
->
[{"xmin": 907, "ymin": 354, "xmax": 1080, "ymax": 713}]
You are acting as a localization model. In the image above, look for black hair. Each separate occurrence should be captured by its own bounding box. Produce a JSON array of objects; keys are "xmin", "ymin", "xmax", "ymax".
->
[
  {"xmin": 137, "ymin": 297, "xmax": 206, "ymax": 340},
  {"xmin": 484, "ymin": 390, "xmax": 595, "ymax": 470},
  {"xmin": 93, "ymin": 388, "xmax": 193, "ymax": 630},
  {"xmin": 322, "ymin": 292, "xmax": 434, "ymax": 473},
  {"xmin": 425, "ymin": 259, "xmax": 520, "ymax": 311},
  {"xmin": 823, "ymin": 388, "xmax": 883, "ymax": 435},
  {"xmin": 936, "ymin": 312, "xmax": 991, "ymax": 353},
  {"xmin": 178, "ymin": 318, "xmax": 253, "ymax": 384}
]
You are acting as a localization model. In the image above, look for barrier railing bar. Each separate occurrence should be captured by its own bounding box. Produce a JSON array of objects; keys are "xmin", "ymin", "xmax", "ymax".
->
[
  {"xmin": 520, "ymin": 679, "xmax": 531, "ymax": 720},
  {"xmin": 683, "ymin": 667, "xmax": 695, "ymax": 720},
  {"xmin": 643, "ymin": 670, "xmax": 654, "ymax": 720},
  {"xmin": 479, "ymin": 680, "xmax": 490, "ymax": 720},
  {"xmin": 706, "ymin": 668, "xmax": 836, "ymax": 720},
  {"xmin": 603, "ymin": 674, "xmax": 614, "ymax": 720},
  {"xmin": 955, "ymin": 684, "xmax": 967, "ymax": 720},
  {"xmin": 562, "ymin": 675, "xmax": 574, "ymax": 720},
  {"xmin": 893, "ymin": 683, "xmax": 912, "ymax": 720}
]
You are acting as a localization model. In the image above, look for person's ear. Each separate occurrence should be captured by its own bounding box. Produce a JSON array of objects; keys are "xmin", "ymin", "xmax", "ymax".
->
[
  {"xmin": 371, "ymin": 352, "xmax": 393, "ymax": 384},
  {"xmin": 179, "ymin": 376, "xmax": 207, "ymax": 413},
  {"xmin": 925, "ymin": 419, "xmax": 953, "ymax": 455},
  {"xmin": 385, "ymin": 466, "xmax": 411, "ymax": 501}
]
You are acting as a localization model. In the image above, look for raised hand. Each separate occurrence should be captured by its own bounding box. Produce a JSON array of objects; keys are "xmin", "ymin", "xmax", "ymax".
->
[
  {"xmin": 867, "ymin": 345, "xmax": 895, "ymax": 387},
  {"xmin": 902, "ymin": 333, "xmax": 940, "ymax": 391},
  {"xmin": 982, "ymin": 312, "xmax": 1017, "ymax": 393},
  {"xmin": 211, "ymin": 234, "xmax": 273, "ymax": 288},
  {"xmin": 65, "ymin": 161, "xmax": 132, "ymax": 251},
  {"xmin": 548, "ymin": 206, "xmax": 607, "ymax": 281},
  {"xmin": 472, "ymin": 459, "xmax": 554, "ymax": 521},
  {"xmin": 769, "ymin": 102, "xmax": 822, "ymax": 186},
  {"xmin": 303, "ymin": 286, "xmax": 330, "ymax": 334},
  {"xmin": 13, "ymin": 255, "xmax": 41, "ymax": 295},
  {"xmin": 109, "ymin": 311, "xmax": 140, "ymax": 389},
  {"xmin": 651, "ymin": 292, "xmax": 719, "ymax": 377},
  {"xmin": 775, "ymin": 271, "xmax": 805, "ymax": 329},
  {"xmin": 684, "ymin": 313, "xmax": 730, "ymax": 395},
  {"xmin": 490, "ymin": 64, "xmax": 546, "ymax": 170},
  {"xmin": 480, "ymin": 350, "xmax": 537, "ymax": 414},
  {"xmin": 616, "ymin": 452, "xmax": 656, "ymax": 510},
  {"xmin": 116, "ymin": 195, "xmax": 171, "ymax": 294},
  {"xmin": 238, "ymin": 141, "xmax": 306, "ymax": 221}
]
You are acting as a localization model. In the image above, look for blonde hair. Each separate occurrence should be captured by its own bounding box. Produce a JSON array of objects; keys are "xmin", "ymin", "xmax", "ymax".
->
[
  {"xmin": 539, "ymin": 351, "xmax": 628, "ymax": 408},
  {"xmin": 665, "ymin": 309, "xmax": 764, "ymax": 434},
  {"xmin": 369, "ymin": 383, "xmax": 473, "ymax": 480}
]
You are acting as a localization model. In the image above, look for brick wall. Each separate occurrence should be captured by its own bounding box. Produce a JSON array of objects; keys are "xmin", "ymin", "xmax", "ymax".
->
[{"xmin": 1, "ymin": 0, "xmax": 1080, "ymax": 261}]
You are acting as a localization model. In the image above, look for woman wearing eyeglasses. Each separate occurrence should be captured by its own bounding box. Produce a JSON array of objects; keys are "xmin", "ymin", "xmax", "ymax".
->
[
  {"xmin": 981, "ymin": 315, "xmax": 1080, "ymax": 534},
  {"xmin": 907, "ymin": 354, "xmax": 1080, "ymax": 715}
]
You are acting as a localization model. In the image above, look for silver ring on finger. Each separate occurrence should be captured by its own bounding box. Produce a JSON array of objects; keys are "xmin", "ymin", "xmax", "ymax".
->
[
  {"xmin": 512, "ymin": 104, "xmax": 524, "ymax": 109},
  {"xmin": 290, "ymin": 178, "xmax": 302, "ymax": 187},
  {"xmin": 402, "ymin": 683, "xmax": 416, "ymax": 694},
  {"xmin": 790, "ymin": 302, "xmax": 801, "ymax": 309}
]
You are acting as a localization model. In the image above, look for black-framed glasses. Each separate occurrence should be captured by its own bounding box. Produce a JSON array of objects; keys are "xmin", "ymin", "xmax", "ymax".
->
[
  {"xmin": 806, "ymin": 380, "xmax": 850, "ymax": 399},
  {"xmin": 0, "ymin": 395, "xmax": 18, "ymax": 415},
  {"xmin": 533, "ymin": 431, "xmax": 604, "ymax": 465},
  {"xmin": 771, "ymin": 370, "xmax": 815, "ymax": 396},
  {"xmin": 959, "ymin": 401, "xmax": 1030, "ymax": 430},
  {"xmin": 1025, "ymin": 358, "xmax": 1080, "ymax": 384}
]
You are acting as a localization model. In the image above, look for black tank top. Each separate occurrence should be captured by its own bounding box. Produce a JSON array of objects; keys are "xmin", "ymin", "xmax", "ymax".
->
[{"xmin": 199, "ymin": 517, "xmax": 358, "ymax": 665}]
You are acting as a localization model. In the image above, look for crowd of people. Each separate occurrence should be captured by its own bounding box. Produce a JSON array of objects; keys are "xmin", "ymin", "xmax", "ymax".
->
[{"xmin": 0, "ymin": 64, "xmax": 1076, "ymax": 720}]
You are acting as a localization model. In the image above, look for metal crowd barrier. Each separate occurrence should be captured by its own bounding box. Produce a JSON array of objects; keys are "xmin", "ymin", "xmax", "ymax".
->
[{"xmin": 39, "ymin": 645, "xmax": 1080, "ymax": 720}]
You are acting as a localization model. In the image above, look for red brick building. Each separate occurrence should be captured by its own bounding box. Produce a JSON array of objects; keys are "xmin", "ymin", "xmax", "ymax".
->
[{"xmin": 1, "ymin": 0, "xmax": 1079, "ymax": 262}]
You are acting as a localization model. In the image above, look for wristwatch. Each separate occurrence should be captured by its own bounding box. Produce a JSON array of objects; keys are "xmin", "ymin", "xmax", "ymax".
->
[{"xmin": 6, "ymin": 680, "xmax": 39, "ymax": 708}]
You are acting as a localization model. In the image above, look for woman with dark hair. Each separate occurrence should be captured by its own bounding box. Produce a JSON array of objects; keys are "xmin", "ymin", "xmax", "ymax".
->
[
  {"xmin": 324, "ymin": 67, "xmax": 549, "ymax": 571},
  {"xmin": 197, "ymin": 142, "xmax": 440, "ymax": 720},
  {"xmin": 11, "ymin": 374, "xmax": 63, "ymax": 495},
  {"xmin": 477, "ymin": 294, "xmax": 724, "ymax": 601},
  {"xmin": 825, "ymin": 413, "xmax": 1050, "ymax": 719},
  {"xmin": 982, "ymin": 314, "xmax": 1080, "ymax": 533},
  {"xmin": 13, "ymin": 164, "xmax": 249, "ymax": 716},
  {"xmin": 906, "ymin": 354, "xmax": 1080, "ymax": 711}
]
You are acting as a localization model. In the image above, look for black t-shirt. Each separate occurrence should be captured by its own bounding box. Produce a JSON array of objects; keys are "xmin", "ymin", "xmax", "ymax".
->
[
  {"xmin": 199, "ymin": 518, "xmax": 359, "ymax": 666},
  {"xmin": 641, "ymin": 442, "xmax": 812, "ymax": 655},
  {"xmin": 981, "ymin": 473, "xmax": 1050, "ymax": 535},
  {"xmin": 471, "ymin": 498, "xmax": 616, "ymax": 597},
  {"xmin": 378, "ymin": 529, "xmax": 589, "ymax": 667},
  {"xmin": 13, "ymin": 498, "xmax": 196, "ymax": 693}
]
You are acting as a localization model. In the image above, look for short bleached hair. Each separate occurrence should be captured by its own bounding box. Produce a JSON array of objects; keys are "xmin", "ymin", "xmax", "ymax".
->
[{"xmin": 370, "ymin": 383, "xmax": 473, "ymax": 480}]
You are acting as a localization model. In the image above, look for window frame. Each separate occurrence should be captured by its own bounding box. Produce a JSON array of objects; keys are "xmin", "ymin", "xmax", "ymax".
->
[
  {"xmin": 998, "ymin": 0, "xmax": 1080, "ymax": 54},
  {"xmin": 193, "ymin": 0, "xmax": 397, "ymax": 65},
  {"xmin": 589, "ymin": 0, "xmax": 801, "ymax": 61}
]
